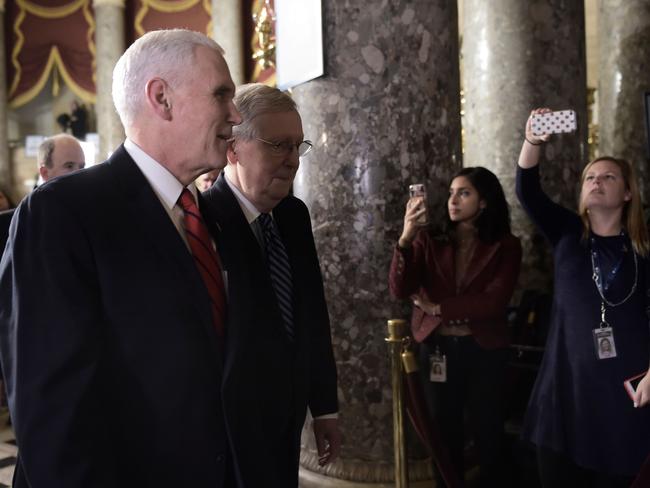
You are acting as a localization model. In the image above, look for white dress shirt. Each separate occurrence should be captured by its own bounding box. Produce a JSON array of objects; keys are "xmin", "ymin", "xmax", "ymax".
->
[
  {"xmin": 224, "ymin": 173, "xmax": 268, "ymax": 248},
  {"xmin": 124, "ymin": 138, "xmax": 198, "ymax": 249}
]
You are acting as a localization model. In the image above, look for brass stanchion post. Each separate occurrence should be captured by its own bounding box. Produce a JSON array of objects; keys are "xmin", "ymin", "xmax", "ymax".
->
[{"xmin": 386, "ymin": 319, "xmax": 408, "ymax": 488}]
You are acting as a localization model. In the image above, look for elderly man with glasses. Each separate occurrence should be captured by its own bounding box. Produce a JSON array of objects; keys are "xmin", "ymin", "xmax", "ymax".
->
[{"xmin": 201, "ymin": 83, "xmax": 340, "ymax": 487}]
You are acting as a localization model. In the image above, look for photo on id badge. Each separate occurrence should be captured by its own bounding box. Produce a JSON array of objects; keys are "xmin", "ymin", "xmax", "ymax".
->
[
  {"xmin": 593, "ymin": 327, "xmax": 617, "ymax": 359},
  {"xmin": 429, "ymin": 354, "xmax": 446, "ymax": 382}
]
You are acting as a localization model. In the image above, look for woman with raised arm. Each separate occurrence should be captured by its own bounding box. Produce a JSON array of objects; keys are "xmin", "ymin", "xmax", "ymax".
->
[
  {"xmin": 517, "ymin": 108, "xmax": 650, "ymax": 487},
  {"xmin": 389, "ymin": 167, "xmax": 521, "ymax": 487}
]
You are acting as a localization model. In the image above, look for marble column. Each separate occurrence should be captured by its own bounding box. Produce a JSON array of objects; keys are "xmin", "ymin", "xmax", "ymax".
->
[
  {"xmin": 462, "ymin": 0, "xmax": 587, "ymax": 291},
  {"xmin": 598, "ymin": 0, "xmax": 650, "ymax": 201},
  {"xmin": 291, "ymin": 1, "xmax": 462, "ymax": 485},
  {"xmin": 0, "ymin": 0, "xmax": 10, "ymax": 193},
  {"xmin": 93, "ymin": 0, "xmax": 125, "ymax": 159},
  {"xmin": 212, "ymin": 0, "xmax": 244, "ymax": 85}
]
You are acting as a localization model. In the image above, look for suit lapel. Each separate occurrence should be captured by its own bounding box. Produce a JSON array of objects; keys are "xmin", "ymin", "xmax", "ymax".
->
[
  {"xmin": 434, "ymin": 241, "xmax": 456, "ymax": 290},
  {"xmin": 201, "ymin": 174, "xmax": 263, "ymax": 269},
  {"xmin": 461, "ymin": 240, "xmax": 501, "ymax": 290},
  {"xmin": 432, "ymin": 237, "xmax": 501, "ymax": 292},
  {"xmin": 203, "ymin": 175, "xmax": 295, "ymax": 381},
  {"xmin": 201, "ymin": 175, "xmax": 255, "ymax": 247},
  {"xmin": 203, "ymin": 175, "xmax": 293, "ymax": 342},
  {"xmin": 109, "ymin": 146, "xmax": 223, "ymax": 362}
]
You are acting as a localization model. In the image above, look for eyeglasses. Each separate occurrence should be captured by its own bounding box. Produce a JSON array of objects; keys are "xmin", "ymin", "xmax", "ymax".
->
[{"xmin": 256, "ymin": 137, "xmax": 313, "ymax": 157}]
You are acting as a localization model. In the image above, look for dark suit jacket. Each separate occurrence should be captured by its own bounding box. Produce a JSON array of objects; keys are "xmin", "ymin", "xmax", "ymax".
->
[
  {"xmin": 389, "ymin": 230, "xmax": 522, "ymax": 349},
  {"xmin": 0, "ymin": 209, "xmax": 14, "ymax": 257},
  {"xmin": 0, "ymin": 146, "xmax": 230, "ymax": 487},
  {"xmin": 201, "ymin": 174, "xmax": 338, "ymax": 487}
]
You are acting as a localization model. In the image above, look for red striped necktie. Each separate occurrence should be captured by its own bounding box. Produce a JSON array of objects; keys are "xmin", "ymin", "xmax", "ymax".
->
[{"xmin": 178, "ymin": 188, "xmax": 226, "ymax": 335}]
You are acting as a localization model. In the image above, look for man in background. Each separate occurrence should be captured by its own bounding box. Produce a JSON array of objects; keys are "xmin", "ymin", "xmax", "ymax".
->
[
  {"xmin": 202, "ymin": 83, "xmax": 340, "ymax": 487},
  {"xmin": 37, "ymin": 133, "xmax": 85, "ymax": 182},
  {"xmin": 195, "ymin": 168, "xmax": 219, "ymax": 191}
]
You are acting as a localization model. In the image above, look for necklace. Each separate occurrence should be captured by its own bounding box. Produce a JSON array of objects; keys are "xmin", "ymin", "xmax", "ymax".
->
[{"xmin": 590, "ymin": 235, "xmax": 638, "ymax": 308}]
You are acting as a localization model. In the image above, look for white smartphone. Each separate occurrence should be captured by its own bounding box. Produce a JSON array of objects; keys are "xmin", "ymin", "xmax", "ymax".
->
[{"xmin": 531, "ymin": 110, "xmax": 577, "ymax": 136}]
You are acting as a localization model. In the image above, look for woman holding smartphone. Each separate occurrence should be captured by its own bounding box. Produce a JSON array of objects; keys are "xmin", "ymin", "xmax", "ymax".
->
[
  {"xmin": 389, "ymin": 167, "xmax": 522, "ymax": 487},
  {"xmin": 517, "ymin": 108, "xmax": 650, "ymax": 487}
]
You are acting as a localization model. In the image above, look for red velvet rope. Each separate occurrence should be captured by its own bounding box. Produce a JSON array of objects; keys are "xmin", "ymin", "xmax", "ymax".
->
[
  {"xmin": 403, "ymin": 370, "xmax": 463, "ymax": 487},
  {"xmin": 631, "ymin": 454, "xmax": 650, "ymax": 488}
]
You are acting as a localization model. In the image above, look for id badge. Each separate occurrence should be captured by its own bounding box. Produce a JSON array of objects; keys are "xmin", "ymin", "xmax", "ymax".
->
[
  {"xmin": 593, "ymin": 327, "xmax": 617, "ymax": 360},
  {"xmin": 429, "ymin": 353, "xmax": 447, "ymax": 382}
]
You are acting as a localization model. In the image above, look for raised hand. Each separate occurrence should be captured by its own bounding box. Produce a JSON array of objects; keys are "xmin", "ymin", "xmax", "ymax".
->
[{"xmin": 398, "ymin": 196, "xmax": 427, "ymax": 248}]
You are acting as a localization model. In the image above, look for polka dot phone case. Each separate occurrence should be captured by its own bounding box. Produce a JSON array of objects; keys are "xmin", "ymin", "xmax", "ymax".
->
[{"xmin": 531, "ymin": 109, "xmax": 577, "ymax": 136}]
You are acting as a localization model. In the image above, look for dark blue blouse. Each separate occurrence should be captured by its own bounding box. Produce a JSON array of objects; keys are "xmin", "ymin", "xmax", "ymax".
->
[{"xmin": 517, "ymin": 165, "xmax": 650, "ymax": 476}]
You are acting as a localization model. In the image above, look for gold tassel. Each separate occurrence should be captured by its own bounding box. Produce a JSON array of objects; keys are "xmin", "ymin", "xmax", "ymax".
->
[{"xmin": 401, "ymin": 339, "xmax": 419, "ymax": 373}]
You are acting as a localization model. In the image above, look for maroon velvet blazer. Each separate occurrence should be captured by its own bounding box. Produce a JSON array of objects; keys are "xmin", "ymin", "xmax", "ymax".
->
[{"xmin": 389, "ymin": 231, "xmax": 522, "ymax": 349}]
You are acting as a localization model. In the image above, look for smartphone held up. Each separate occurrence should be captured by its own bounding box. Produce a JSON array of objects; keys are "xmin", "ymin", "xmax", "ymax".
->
[
  {"xmin": 531, "ymin": 109, "xmax": 577, "ymax": 136},
  {"xmin": 408, "ymin": 183, "xmax": 428, "ymax": 226}
]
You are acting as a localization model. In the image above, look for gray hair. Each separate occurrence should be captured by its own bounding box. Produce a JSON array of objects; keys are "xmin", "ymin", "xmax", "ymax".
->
[
  {"xmin": 232, "ymin": 83, "xmax": 298, "ymax": 140},
  {"xmin": 112, "ymin": 29, "xmax": 224, "ymax": 129},
  {"xmin": 37, "ymin": 134, "xmax": 79, "ymax": 168}
]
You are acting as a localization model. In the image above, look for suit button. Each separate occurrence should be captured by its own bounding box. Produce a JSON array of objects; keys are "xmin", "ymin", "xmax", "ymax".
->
[{"xmin": 216, "ymin": 454, "xmax": 225, "ymax": 463}]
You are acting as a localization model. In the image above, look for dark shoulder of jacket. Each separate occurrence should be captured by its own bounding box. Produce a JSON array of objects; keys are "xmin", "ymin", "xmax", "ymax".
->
[
  {"xmin": 29, "ymin": 162, "xmax": 113, "ymax": 211},
  {"xmin": 277, "ymin": 195, "xmax": 309, "ymax": 217},
  {"xmin": 199, "ymin": 180, "xmax": 229, "ymax": 220},
  {"xmin": 500, "ymin": 232, "xmax": 522, "ymax": 247}
]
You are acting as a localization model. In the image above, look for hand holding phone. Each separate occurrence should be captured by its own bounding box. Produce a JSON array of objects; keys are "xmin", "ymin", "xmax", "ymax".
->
[
  {"xmin": 408, "ymin": 184, "xmax": 428, "ymax": 226},
  {"xmin": 624, "ymin": 371, "xmax": 648, "ymax": 406},
  {"xmin": 531, "ymin": 109, "xmax": 577, "ymax": 136},
  {"xmin": 399, "ymin": 184, "xmax": 428, "ymax": 248}
]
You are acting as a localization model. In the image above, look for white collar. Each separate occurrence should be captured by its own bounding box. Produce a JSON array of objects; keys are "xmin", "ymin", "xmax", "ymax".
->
[
  {"xmin": 124, "ymin": 138, "xmax": 197, "ymax": 209},
  {"xmin": 224, "ymin": 173, "xmax": 271, "ymax": 224}
]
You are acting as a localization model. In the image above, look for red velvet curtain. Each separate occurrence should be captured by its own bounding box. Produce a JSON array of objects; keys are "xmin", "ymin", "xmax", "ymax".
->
[
  {"xmin": 125, "ymin": 0, "xmax": 211, "ymax": 45},
  {"xmin": 6, "ymin": 0, "xmax": 96, "ymax": 108}
]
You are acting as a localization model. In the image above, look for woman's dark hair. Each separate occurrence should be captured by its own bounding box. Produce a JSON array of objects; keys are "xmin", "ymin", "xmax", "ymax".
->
[
  {"xmin": 444, "ymin": 166, "xmax": 511, "ymax": 243},
  {"xmin": 0, "ymin": 189, "xmax": 15, "ymax": 210}
]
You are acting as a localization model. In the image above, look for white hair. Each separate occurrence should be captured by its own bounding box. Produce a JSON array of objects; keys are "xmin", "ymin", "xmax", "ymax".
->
[{"xmin": 112, "ymin": 29, "xmax": 224, "ymax": 129}]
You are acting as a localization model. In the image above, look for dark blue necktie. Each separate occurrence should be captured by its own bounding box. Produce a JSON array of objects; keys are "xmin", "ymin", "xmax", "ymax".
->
[{"xmin": 258, "ymin": 213, "xmax": 294, "ymax": 339}]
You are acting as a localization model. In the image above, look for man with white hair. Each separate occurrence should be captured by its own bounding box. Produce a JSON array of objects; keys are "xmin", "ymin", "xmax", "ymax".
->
[{"xmin": 0, "ymin": 29, "xmax": 242, "ymax": 487}]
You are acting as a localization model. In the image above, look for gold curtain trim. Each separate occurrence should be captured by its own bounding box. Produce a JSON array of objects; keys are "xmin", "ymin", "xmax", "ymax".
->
[
  {"xmin": 17, "ymin": 0, "xmax": 86, "ymax": 18},
  {"xmin": 82, "ymin": 1, "xmax": 97, "ymax": 85},
  {"xmin": 203, "ymin": 0, "xmax": 212, "ymax": 36},
  {"xmin": 9, "ymin": 6, "xmax": 27, "ymax": 98},
  {"xmin": 10, "ymin": 0, "xmax": 96, "ymax": 107},
  {"xmin": 144, "ymin": 0, "xmax": 200, "ymax": 13},
  {"xmin": 135, "ymin": 0, "xmax": 203, "ymax": 37},
  {"xmin": 9, "ymin": 46, "xmax": 96, "ymax": 108}
]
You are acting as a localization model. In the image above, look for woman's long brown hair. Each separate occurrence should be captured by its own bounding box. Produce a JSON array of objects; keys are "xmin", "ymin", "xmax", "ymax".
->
[{"xmin": 578, "ymin": 156, "xmax": 649, "ymax": 257}]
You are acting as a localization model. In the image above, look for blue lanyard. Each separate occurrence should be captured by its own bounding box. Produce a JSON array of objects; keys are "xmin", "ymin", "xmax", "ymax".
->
[
  {"xmin": 590, "ymin": 234, "xmax": 626, "ymax": 293},
  {"xmin": 589, "ymin": 230, "xmax": 638, "ymax": 307}
]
